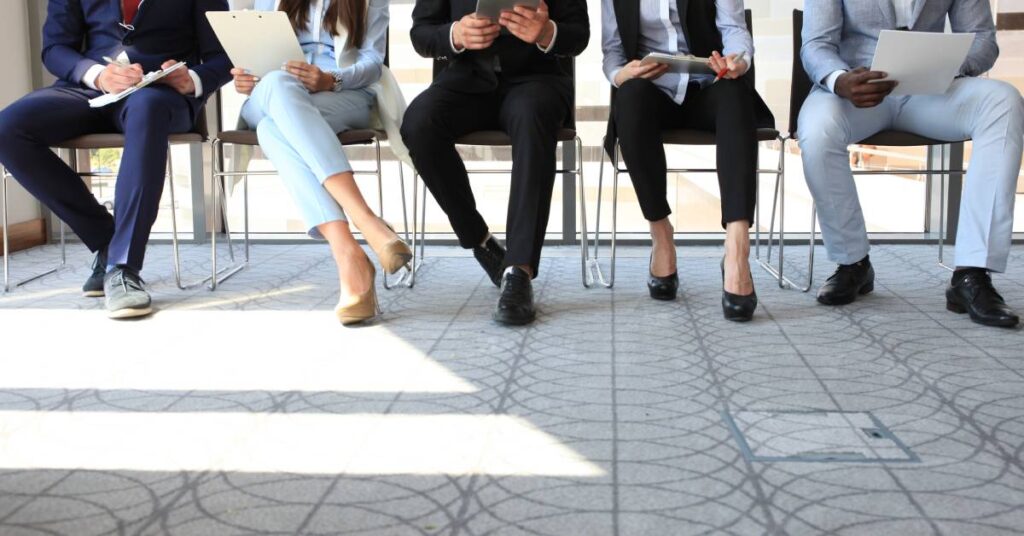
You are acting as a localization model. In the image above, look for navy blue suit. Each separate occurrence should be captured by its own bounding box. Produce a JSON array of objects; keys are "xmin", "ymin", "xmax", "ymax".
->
[{"xmin": 0, "ymin": 0, "xmax": 232, "ymax": 272}]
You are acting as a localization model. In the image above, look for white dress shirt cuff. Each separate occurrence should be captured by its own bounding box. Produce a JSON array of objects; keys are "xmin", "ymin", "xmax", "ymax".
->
[
  {"xmin": 450, "ymin": 22, "xmax": 466, "ymax": 54},
  {"xmin": 537, "ymin": 21, "xmax": 557, "ymax": 53},
  {"xmin": 83, "ymin": 64, "xmax": 105, "ymax": 91},
  {"xmin": 609, "ymin": 67, "xmax": 623, "ymax": 88},
  {"xmin": 825, "ymin": 70, "xmax": 846, "ymax": 94},
  {"xmin": 188, "ymin": 69, "xmax": 204, "ymax": 98}
]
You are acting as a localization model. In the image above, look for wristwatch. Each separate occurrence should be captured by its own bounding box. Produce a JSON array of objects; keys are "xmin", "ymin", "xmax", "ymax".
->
[{"xmin": 331, "ymin": 71, "xmax": 344, "ymax": 92}]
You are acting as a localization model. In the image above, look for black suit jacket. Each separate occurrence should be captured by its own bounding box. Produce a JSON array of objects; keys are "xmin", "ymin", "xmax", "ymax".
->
[
  {"xmin": 410, "ymin": 0, "xmax": 589, "ymax": 95},
  {"xmin": 604, "ymin": 0, "xmax": 774, "ymax": 155}
]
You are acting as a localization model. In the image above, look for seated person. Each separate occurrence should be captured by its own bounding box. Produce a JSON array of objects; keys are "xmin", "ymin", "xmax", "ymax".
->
[
  {"xmin": 602, "ymin": 0, "xmax": 774, "ymax": 322},
  {"xmin": 0, "ymin": 0, "xmax": 232, "ymax": 319},
  {"xmin": 799, "ymin": 0, "xmax": 1024, "ymax": 328},
  {"xmin": 231, "ymin": 0, "xmax": 411, "ymax": 326},
  {"xmin": 401, "ymin": 0, "xmax": 590, "ymax": 326}
]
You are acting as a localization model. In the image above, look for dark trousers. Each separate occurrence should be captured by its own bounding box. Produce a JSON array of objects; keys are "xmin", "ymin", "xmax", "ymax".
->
[
  {"xmin": 0, "ymin": 85, "xmax": 193, "ymax": 271},
  {"xmin": 613, "ymin": 77, "xmax": 758, "ymax": 227},
  {"xmin": 401, "ymin": 77, "xmax": 570, "ymax": 277}
]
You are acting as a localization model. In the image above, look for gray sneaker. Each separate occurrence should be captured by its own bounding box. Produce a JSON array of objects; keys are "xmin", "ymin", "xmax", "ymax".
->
[
  {"xmin": 103, "ymin": 267, "xmax": 153, "ymax": 319},
  {"xmin": 82, "ymin": 249, "xmax": 108, "ymax": 297}
]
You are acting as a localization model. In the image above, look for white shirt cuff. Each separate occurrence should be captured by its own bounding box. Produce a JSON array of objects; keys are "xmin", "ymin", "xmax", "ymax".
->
[
  {"xmin": 609, "ymin": 67, "xmax": 623, "ymax": 88},
  {"xmin": 188, "ymin": 69, "xmax": 204, "ymax": 98},
  {"xmin": 825, "ymin": 70, "xmax": 846, "ymax": 94},
  {"xmin": 537, "ymin": 21, "xmax": 557, "ymax": 53},
  {"xmin": 83, "ymin": 64, "xmax": 105, "ymax": 91},
  {"xmin": 450, "ymin": 22, "xmax": 466, "ymax": 54}
]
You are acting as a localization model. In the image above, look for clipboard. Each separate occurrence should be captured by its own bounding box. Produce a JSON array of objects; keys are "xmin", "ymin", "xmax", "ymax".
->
[
  {"xmin": 640, "ymin": 52, "xmax": 716, "ymax": 75},
  {"xmin": 88, "ymin": 61, "xmax": 188, "ymax": 108},
  {"xmin": 869, "ymin": 30, "xmax": 975, "ymax": 96},
  {"xmin": 206, "ymin": 11, "xmax": 306, "ymax": 78},
  {"xmin": 475, "ymin": 0, "xmax": 541, "ymax": 20}
]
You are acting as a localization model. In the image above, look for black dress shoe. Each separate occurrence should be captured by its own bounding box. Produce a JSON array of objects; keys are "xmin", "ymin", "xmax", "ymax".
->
[
  {"xmin": 473, "ymin": 236, "xmax": 506, "ymax": 287},
  {"xmin": 647, "ymin": 255, "xmax": 679, "ymax": 301},
  {"xmin": 817, "ymin": 256, "xmax": 874, "ymax": 306},
  {"xmin": 946, "ymin": 269, "xmax": 1019, "ymax": 328},
  {"xmin": 721, "ymin": 258, "xmax": 757, "ymax": 322},
  {"xmin": 82, "ymin": 249, "xmax": 108, "ymax": 297},
  {"xmin": 493, "ymin": 267, "xmax": 536, "ymax": 326}
]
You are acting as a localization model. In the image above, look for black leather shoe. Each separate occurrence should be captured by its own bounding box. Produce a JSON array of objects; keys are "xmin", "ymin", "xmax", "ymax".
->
[
  {"xmin": 473, "ymin": 236, "xmax": 506, "ymax": 287},
  {"xmin": 647, "ymin": 254, "xmax": 678, "ymax": 301},
  {"xmin": 82, "ymin": 249, "xmax": 108, "ymax": 297},
  {"xmin": 946, "ymin": 269, "xmax": 1019, "ymax": 328},
  {"xmin": 721, "ymin": 258, "xmax": 757, "ymax": 322},
  {"xmin": 817, "ymin": 256, "xmax": 874, "ymax": 306},
  {"xmin": 493, "ymin": 267, "xmax": 536, "ymax": 326}
]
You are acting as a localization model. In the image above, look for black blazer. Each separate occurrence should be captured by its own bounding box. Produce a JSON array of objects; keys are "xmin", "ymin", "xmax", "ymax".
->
[
  {"xmin": 410, "ymin": 0, "xmax": 590, "ymax": 95},
  {"xmin": 604, "ymin": 0, "xmax": 774, "ymax": 155}
]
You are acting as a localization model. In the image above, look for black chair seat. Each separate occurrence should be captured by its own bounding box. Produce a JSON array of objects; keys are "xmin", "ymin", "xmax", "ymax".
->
[
  {"xmin": 857, "ymin": 130, "xmax": 967, "ymax": 147},
  {"xmin": 662, "ymin": 128, "xmax": 780, "ymax": 146},
  {"xmin": 455, "ymin": 128, "xmax": 577, "ymax": 146},
  {"xmin": 54, "ymin": 132, "xmax": 205, "ymax": 149},
  {"xmin": 216, "ymin": 128, "xmax": 383, "ymax": 147}
]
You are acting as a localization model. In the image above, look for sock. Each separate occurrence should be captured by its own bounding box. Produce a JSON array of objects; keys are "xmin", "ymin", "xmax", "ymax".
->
[
  {"xmin": 952, "ymin": 267, "xmax": 986, "ymax": 285},
  {"xmin": 842, "ymin": 254, "xmax": 870, "ymax": 268}
]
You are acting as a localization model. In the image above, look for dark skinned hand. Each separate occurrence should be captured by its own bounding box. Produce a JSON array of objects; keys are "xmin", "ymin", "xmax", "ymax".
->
[{"xmin": 834, "ymin": 67, "xmax": 898, "ymax": 108}]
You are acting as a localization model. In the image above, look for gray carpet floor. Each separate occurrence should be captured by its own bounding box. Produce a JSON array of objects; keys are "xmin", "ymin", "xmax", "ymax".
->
[{"xmin": 1, "ymin": 243, "xmax": 1022, "ymax": 535}]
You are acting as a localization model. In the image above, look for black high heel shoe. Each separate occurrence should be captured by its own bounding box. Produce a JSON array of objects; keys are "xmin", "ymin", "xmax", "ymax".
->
[
  {"xmin": 721, "ymin": 257, "xmax": 757, "ymax": 322},
  {"xmin": 648, "ymin": 254, "xmax": 679, "ymax": 301}
]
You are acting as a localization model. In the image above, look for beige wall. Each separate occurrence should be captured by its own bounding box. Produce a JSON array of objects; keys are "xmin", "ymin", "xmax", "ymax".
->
[{"xmin": 0, "ymin": 0, "xmax": 40, "ymax": 226}]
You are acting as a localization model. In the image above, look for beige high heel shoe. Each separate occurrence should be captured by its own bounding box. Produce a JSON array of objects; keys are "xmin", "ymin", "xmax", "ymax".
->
[
  {"xmin": 335, "ymin": 259, "xmax": 380, "ymax": 326},
  {"xmin": 369, "ymin": 219, "xmax": 413, "ymax": 275}
]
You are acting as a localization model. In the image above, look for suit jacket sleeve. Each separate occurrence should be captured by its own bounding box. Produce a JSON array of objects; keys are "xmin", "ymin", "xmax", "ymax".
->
[
  {"xmin": 950, "ymin": 0, "xmax": 998, "ymax": 76},
  {"xmin": 410, "ymin": 0, "xmax": 454, "ymax": 59},
  {"xmin": 546, "ymin": 0, "xmax": 589, "ymax": 57},
  {"xmin": 191, "ymin": 0, "xmax": 234, "ymax": 94},
  {"xmin": 800, "ymin": 0, "xmax": 851, "ymax": 90},
  {"xmin": 42, "ymin": 0, "xmax": 99, "ymax": 85}
]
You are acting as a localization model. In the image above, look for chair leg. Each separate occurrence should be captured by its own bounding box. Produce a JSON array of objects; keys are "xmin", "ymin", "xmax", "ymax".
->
[
  {"xmin": 585, "ymin": 140, "xmax": 617, "ymax": 289},
  {"xmin": 576, "ymin": 137, "xmax": 590, "ymax": 288},
  {"xmin": 2, "ymin": 159, "xmax": 68, "ymax": 293},
  {"xmin": 167, "ymin": 143, "xmax": 215, "ymax": 290},
  {"xmin": 209, "ymin": 139, "xmax": 249, "ymax": 290},
  {"xmin": 754, "ymin": 137, "xmax": 814, "ymax": 292},
  {"xmin": 937, "ymin": 148, "xmax": 955, "ymax": 272},
  {"xmin": 378, "ymin": 141, "xmax": 415, "ymax": 290}
]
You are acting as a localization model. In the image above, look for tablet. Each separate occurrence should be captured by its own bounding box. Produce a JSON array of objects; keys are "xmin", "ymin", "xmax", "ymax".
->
[
  {"xmin": 206, "ymin": 11, "xmax": 306, "ymax": 78},
  {"xmin": 475, "ymin": 0, "xmax": 541, "ymax": 21},
  {"xmin": 640, "ymin": 53, "xmax": 716, "ymax": 75}
]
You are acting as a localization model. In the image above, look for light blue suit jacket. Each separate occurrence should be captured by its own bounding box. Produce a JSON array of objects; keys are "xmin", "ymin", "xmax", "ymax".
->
[{"xmin": 801, "ymin": 0, "xmax": 998, "ymax": 90}]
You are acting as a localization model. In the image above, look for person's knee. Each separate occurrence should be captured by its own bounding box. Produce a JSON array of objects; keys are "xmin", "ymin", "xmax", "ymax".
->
[
  {"xmin": 798, "ymin": 100, "xmax": 850, "ymax": 153},
  {"xmin": 255, "ymin": 70, "xmax": 299, "ymax": 96},
  {"xmin": 504, "ymin": 94, "xmax": 564, "ymax": 139},
  {"xmin": 122, "ymin": 88, "xmax": 179, "ymax": 122},
  {"xmin": 613, "ymin": 80, "xmax": 660, "ymax": 133},
  {"xmin": 400, "ymin": 101, "xmax": 448, "ymax": 150},
  {"xmin": 983, "ymin": 80, "xmax": 1024, "ymax": 125}
]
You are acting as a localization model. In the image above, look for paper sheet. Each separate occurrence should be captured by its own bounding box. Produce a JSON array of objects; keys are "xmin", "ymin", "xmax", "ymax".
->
[
  {"xmin": 869, "ymin": 30, "xmax": 975, "ymax": 96},
  {"xmin": 88, "ymin": 61, "xmax": 188, "ymax": 108}
]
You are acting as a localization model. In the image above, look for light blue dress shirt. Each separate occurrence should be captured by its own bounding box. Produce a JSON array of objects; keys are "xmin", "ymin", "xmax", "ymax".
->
[
  {"xmin": 602, "ymin": 0, "xmax": 754, "ymax": 104},
  {"xmin": 254, "ymin": 0, "xmax": 386, "ymax": 90}
]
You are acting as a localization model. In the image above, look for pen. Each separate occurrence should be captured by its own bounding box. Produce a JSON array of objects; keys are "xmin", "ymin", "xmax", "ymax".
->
[
  {"xmin": 713, "ymin": 51, "xmax": 747, "ymax": 83},
  {"xmin": 102, "ymin": 56, "xmax": 129, "ymax": 66}
]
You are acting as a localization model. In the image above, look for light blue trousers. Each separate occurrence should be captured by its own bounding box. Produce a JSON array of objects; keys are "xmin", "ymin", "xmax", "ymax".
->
[
  {"xmin": 798, "ymin": 77, "xmax": 1024, "ymax": 271},
  {"xmin": 240, "ymin": 70, "xmax": 375, "ymax": 238}
]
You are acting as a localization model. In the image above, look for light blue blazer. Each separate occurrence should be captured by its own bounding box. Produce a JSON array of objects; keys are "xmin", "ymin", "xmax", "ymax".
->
[{"xmin": 800, "ymin": 0, "xmax": 998, "ymax": 90}]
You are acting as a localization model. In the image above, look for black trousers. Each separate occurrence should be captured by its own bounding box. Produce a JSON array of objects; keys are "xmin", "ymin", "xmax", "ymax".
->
[
  {"xmin": 400, "ymin": 76, "xmax": 570, "ymax": 277},
  {"xmin": 613, "ymin": 77, "xmax": 758, "ymax": 227}
]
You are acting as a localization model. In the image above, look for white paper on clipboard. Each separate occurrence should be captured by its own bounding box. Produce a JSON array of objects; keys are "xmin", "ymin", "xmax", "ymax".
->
[
  {"xmin": 88, "ymin": 61, "xmax": 188, "ymax": 108},
  {"xmin": 206, "ymin": 10, "xmax": 306, "ymax": 78},
  {"xmin": 869, "ymin": 30, "xmax": 975, "ymax": 96}
]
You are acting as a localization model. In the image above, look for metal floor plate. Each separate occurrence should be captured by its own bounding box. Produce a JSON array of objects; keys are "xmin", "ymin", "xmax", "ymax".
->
[{"xmin": 723, "ymin": 410, "xmax": 919, "ymax": 463}]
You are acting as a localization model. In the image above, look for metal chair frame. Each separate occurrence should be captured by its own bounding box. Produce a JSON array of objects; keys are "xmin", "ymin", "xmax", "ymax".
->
[
  {"xmin": 406, "ymin": 135, "xmax": 585, "ymax": 289},
  {"xmin": 2, "ymin": 158, "xmax": 67, "ymax": 293},
  {"xmin": 209, "ymin": 134, "xmax": 412, "ymax": 290},
  {"xmin": 758, "ymin": 9, "xmax": 967, "ymax": 293},
  {"xmin": 580, "ymin": 134, "xmax": 786, "ymax": 288},
  {"xmin": 2, "ymin": 137, "xmax": 203, "ymax": 292}
]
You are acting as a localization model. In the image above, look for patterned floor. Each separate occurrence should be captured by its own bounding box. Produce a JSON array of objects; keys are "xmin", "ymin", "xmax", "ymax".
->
[{"xmin": 1, "ymin": 242, "xmax": 1023, "ymax": 536}]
